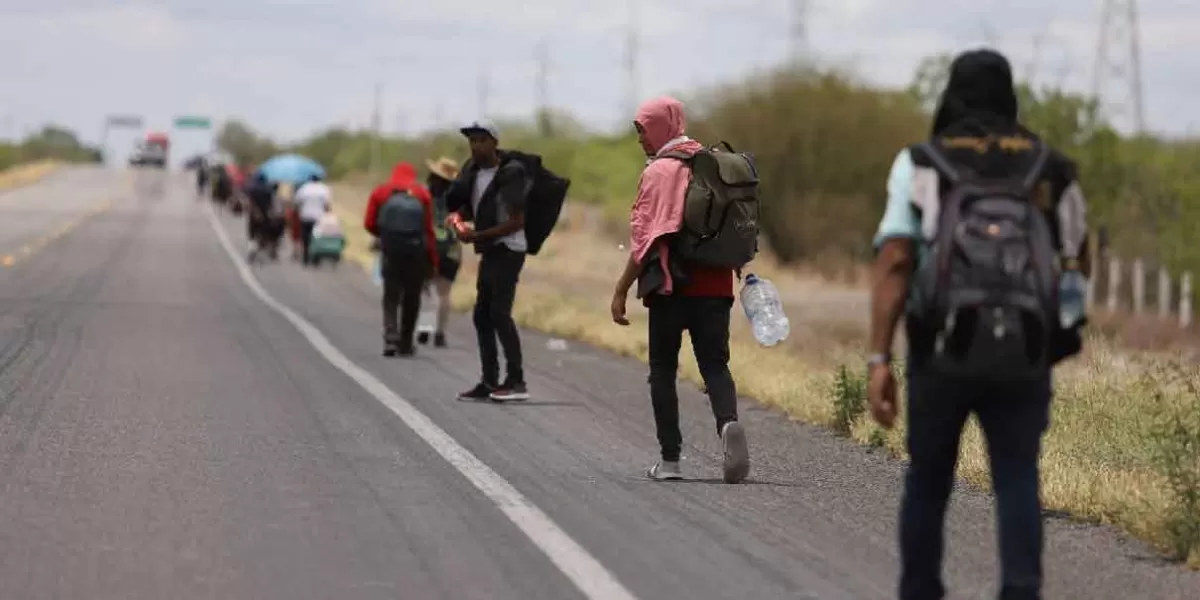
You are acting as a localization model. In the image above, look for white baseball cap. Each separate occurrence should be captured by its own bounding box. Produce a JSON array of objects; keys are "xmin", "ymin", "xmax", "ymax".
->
[{"xmin": 459, "ymin": 119, "xmax": 499, "ymax": 141}]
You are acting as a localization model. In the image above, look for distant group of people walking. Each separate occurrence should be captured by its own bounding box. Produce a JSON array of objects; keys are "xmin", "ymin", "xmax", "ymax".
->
[{"xmin": 235, "ymin": 172, "xmax": 344, "ymax": 266}]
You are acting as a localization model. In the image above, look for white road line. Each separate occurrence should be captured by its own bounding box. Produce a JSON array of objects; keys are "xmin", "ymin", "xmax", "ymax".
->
[{"xmin": 203, "ymin": 205, "xmax": 638, "ymax": 600}]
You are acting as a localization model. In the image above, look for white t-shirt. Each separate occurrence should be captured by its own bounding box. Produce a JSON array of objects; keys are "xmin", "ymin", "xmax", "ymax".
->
[
  {"xmin": 470, "ymin": 166, "xmax": 527, "ymax": 253},
  {"xmin": 295, "ymin": 181, "xmax": 332, "ymax": 222}
]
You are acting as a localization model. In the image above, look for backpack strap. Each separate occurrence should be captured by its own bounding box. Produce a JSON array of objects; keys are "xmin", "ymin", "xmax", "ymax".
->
[
  {"xmin": 917, "ymin": 142, "xmax": 963, "ymax": 184},
  {"xmin": 1019, "ymin": 141, "xmax": 1051, "ymax": 193},
  {"xmin": 920, "ymin": 139, "xmax": 1050, "ymax": 192},
  {"xmin": 657, "ymin": 150, "xmax": 694, "ymax": 162}
]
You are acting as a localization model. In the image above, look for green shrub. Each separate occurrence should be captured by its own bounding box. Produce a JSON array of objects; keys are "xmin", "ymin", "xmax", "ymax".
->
[
  {"xmin": 832, "ymin": 364, "xmax": 867, "ymax": 436},
  {"xmin": 1147, "ymin": 364, "xmax": 1200, "ymax": 563}
]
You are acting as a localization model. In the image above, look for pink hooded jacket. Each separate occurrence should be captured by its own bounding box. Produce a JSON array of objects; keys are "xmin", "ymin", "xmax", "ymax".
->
[{"xmin": 630, "ymin": 96, "xmax": 704, "ymax": 295}]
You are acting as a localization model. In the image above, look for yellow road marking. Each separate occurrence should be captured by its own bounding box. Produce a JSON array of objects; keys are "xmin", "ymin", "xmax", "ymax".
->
[{"xmin": 0, "ymin": 198, "xmax": 114, "ymax": 269}]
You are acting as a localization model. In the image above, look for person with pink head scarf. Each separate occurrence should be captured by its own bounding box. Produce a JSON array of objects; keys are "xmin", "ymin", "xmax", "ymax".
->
[{"xmin": 610, "ymin": 96, "xmax": 750, "ymax": 484}]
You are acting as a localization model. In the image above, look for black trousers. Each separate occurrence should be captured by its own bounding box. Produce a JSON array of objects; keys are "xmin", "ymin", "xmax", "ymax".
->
[
  {"xmin": 899, "ymin": 369, "xmax": 1051, "ymax": 600},
  {"xmin": 473, "ymin": 247, "xmax": 525, "ymax": 385},
  {"xmin": 300, "ymin": 219, "xmax": 318, "ymax": 264},
  {"xmin": 381, "ymin": 248, "xmax": 429, "ymax": 350},
  {"xmin": 646, "ymin": 294, "xmax": 739, "ymax": 462}
]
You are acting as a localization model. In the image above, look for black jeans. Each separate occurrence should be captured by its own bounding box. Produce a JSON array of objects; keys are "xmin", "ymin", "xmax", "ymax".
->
[
  {"xmin": 647, "ymin": 294, "xmax": 739, "ymax": 462},
  {"xmin": 381, "ymin": 248, "xmax": 429, "ymax": 350},
  {"xmin": 300, "ymin": 219, "xmax": 317, "ymax": 264},
  {"xmin": 900, "ymin": 369, "xmax": 1052, "ymax": 600},
  {"xmin": 473, "ymin": 247, "xmax": 525, "ymax": 385}
]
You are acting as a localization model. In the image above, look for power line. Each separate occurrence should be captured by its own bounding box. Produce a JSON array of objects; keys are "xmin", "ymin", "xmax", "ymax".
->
[
  {"xmin": 370, "ymin": 81, "xmax": 382, "ymax": 175},
  {"xmin": 433, "ymin": 103, "xmax": 444, "ymax": 131},
  {"xmin": 788, "ymin": 0, "xmax": 809, "ymax": 63},
  {"xmin": 1092, "ymin": 0, "xmax": 1146, "ymax": 133},
  {"xmin": 535, "ymin": 38, "xmax": 551, "ymax": 136},
  {"xmin": 476, "ymin": 66, "xmax": 490, "ymax": 119},
  {"xmin": 623, "ymin": 0, "xmax": 639, "ymax": 119}
]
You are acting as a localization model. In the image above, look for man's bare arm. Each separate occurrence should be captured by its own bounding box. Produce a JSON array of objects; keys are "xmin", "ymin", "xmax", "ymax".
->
[
  {"xmin": 614, "ymin": 253, "xmax": 641, "ymax": 297},
  {"xmin": 869, "ymin": 239, "xmax": 916, "ymax": 357}
]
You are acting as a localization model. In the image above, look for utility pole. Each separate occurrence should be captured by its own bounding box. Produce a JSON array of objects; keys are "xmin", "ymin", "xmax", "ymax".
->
[
  {"xmin": 535, "ymin": 38, "xmax": 551, "ymax": 137},
  {"xmin": 1093, "ymin": 0, "xmax": 1146, "ymax": 134},
  {"xmin": 433, "ymin": 103, "xmax": 444, "ymax": 130},
  {"xmin": 370, "ymin": 81, "xmax": 382, "ymax": 175},
  {"xmin": 623, "ymin": 0, "xmax": 639, "ymax": 119},
  {"xmin": 476, "ymin": 66, "xmax": 490, "ymax": 119},
  {"xmin": 1025, "ymin": 25, "xmax": 1051, "ymax": 83},
  {"xmin": 788, "ymin": 0, "xmax": 809, "ymax": 65}
]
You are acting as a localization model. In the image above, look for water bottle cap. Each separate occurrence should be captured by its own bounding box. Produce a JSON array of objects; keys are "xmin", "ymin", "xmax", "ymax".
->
[{"xmin": 744, "ymin": 273, "xmax": 759, "ymax": 284}]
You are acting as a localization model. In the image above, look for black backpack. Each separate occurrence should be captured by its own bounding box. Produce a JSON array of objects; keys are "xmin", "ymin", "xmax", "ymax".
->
[
  {"xmin": 504, "ymin": 150, "xmax": 570, "ymax": 256},
  {"xmin": 376, "ymin": 191, "xmax": 428, "ymax": 252},
  {"xmin": 910, "ymin": 140, "xmax": 1060, "ymax": 381},
  {"xmin": 212, "ymin": 170, "xmax": 233, "ymax": 200}
]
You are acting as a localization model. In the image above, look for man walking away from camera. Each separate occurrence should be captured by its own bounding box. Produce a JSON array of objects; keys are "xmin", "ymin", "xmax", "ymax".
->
[
  {"xmin": 421, "ymin": 157, "xmax": 464, "ymax": 348},
  {"xmin": 365, "ymin": 162, "xmax": 439, "ymax": 357},
  {"xmin": 195, "ymin": 158, "xmax": 209, "ymax": 198},
  {"xmin": 295, "ymin": 174, "xmax": 332, "ymax": 266},
  {"xmin": 609, "ymin": 96, "xmax": 750, "ymax": 484},
  {"xmin": 443, "ymin": 120, "xmax": 532, "ymax": 402},
  {"xmin": 245, "ymin": 173, "xmax": 282, "ymax": 260},
  {"xmin": 868, "ymin": 48, "xmax": 1090, "ymax": 600}
]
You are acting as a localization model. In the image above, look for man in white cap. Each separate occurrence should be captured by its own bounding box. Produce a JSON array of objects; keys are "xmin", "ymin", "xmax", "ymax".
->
[{"xmin": 444, "ymin": 119, "xmax": 534, "ymax": 402}]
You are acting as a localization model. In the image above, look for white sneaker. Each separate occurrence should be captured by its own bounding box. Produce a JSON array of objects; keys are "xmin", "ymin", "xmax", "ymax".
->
[
  {"xmin": 721, "ymin": 422, "xmax": 750, "ymax": 484},
  {"xmin": 646, "ymin": 461, "xmax": 683, "ymax": 481}
]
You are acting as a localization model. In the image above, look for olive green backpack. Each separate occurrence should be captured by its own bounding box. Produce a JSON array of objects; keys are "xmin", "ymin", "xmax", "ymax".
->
[{"xmin": 658, "ymin": 141, "xmax": 761, "ymax": 270}]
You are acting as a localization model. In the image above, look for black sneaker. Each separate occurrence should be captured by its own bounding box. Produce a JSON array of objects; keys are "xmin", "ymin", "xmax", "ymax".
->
[
  {"xmin": 433, "ymin": 333, "xmax": 447, "ymax": 348},
  {"xmin": 458, "ymin": 382, "xmax": 495, "ymax": 402},
  {"xmin": 382, "ymin": 343, "xmax": 398, "ymax": 357},
  {"xmin": 490, "ymin": 381, "xmax": 529, "ymax": 402},
  {"xmin": 417, "ymin": 332, "xmax": 430, "ymax": 345}
]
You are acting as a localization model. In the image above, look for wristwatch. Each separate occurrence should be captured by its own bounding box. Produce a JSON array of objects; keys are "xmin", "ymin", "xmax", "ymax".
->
[{"xmin": 867, "ymin": 353, "xmax": 891, "ymax": 370}]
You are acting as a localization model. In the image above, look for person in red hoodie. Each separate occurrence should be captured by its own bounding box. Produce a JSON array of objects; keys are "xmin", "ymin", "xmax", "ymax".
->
[{"xmin": 364, "ymin": 162, "xmax": 439, "ymax": 357}]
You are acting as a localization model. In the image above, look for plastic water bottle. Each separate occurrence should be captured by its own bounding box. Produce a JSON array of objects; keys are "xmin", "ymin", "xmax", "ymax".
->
[
  {"xmin": 740, "ymin": 273, "xmax": 790, "ymax": 347},
  {"xmin": 371, "ymin": 255, "xmax": 384, "ymax": 286},
  {"xmin": 416, "ymin": 283, "xmax": 438, "ymax": 334},
  {"xmin": 1059, "ymin": 269, "xmax": 1086, "ymax": 329}
]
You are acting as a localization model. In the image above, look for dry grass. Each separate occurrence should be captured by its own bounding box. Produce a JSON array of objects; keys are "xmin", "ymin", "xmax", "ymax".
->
[
  {"xmin": 330, "ymin": 182, "xmax": 1200, "ymax": 566},
  {"xmin": 0, "ymin": 160, "xmax": 60, "ymax": 191}
]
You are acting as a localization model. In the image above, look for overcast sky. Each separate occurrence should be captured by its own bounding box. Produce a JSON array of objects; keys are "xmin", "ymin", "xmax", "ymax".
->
[{"xmin": 2, "ymin": 1, "xmax": 1196, "ymax": 163}]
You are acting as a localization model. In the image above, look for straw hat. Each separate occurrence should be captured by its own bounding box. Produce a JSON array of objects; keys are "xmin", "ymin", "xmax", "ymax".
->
[{"xmin": 425, "ymin": 157, "xmax": 461, "ymax": 182}]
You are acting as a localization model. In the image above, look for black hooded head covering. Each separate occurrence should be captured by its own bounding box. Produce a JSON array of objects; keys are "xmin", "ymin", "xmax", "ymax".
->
[{"xmin": 931, "ymin": 49, "xmax": 1019, "ymax": 136}]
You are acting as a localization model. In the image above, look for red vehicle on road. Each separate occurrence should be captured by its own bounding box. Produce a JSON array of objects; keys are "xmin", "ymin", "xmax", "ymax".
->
[{"xmin": 129, "ymin": 131, "xmax": 170, "ymax": 168}]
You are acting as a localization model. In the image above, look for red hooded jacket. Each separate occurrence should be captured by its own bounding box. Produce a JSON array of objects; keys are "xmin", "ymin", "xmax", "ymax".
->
[{"xmin": 364, "ymin": 162, "xmax": 439, "ymax": 270}]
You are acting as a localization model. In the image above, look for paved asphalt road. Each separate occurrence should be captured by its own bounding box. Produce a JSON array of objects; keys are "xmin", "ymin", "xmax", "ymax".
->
[{"xmin": 0, "ymin": 167, "xmax": 1196, "ymax": 599}]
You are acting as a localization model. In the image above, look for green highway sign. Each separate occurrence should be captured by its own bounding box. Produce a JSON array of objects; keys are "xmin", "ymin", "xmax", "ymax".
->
[{"xmin": 173, "ymin": 116, "xmax": 212, "ymax": 129}]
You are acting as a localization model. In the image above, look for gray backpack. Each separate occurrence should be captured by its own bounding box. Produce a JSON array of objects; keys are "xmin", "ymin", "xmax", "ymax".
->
[
  {"xmin": 910, "ymin": 141, "xmax": 1059, "ymax": 380},
  {"xmin": 376, "ymin": 191, "xmax": 427, "ymax": 251}
]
